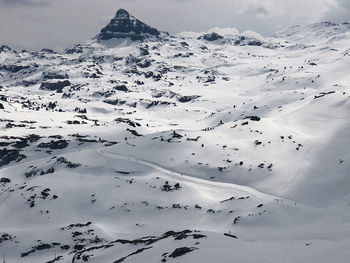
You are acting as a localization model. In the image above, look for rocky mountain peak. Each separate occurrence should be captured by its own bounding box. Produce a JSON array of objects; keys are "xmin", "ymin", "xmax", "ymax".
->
[
  {"xmin": 96, "ymin": 9, "xmax": 160, "ymax": 41},
  {"xmin": 115, "ymin": 8, "xmax": 130, "ymax": 19},
  {"xmin": 0, "ymin": 45, "xmax": 12, "ymax": 53}
]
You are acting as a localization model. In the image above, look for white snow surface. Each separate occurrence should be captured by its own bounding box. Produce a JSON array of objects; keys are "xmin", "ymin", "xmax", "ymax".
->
[{"xmin": 0, "ymin": 21, "xmax": 350, "ymax": 263}]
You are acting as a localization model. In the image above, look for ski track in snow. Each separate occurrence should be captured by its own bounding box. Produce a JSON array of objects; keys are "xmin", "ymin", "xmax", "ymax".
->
[{"xmin": 100, "ymin": 149, "xmax": 297, "ymax": 203}]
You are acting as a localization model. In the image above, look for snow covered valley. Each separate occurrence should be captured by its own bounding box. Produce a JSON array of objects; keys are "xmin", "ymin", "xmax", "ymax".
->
[{"xmin": 0, "ymin": 10, "xmax": 350, "ymax": 263}]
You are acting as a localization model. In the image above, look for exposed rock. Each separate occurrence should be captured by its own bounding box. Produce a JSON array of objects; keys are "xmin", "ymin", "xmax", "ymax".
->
[
  {"xmin": 115, "ymin": 118, "xmax": 141, "ymax": 127},
  {"xmin": 13, "ymin": 139, "xmax": 29, "ymax": 149},
  {"xmin": 235, "ymin": 36, "xmax": 263, "ymax": 46},
  {"xmin": 40, "ymin": 80, "xmax": 71, "ymax": 93},
  {"xmin": 0, "ymin": 64, "xmax": 30, "ymax": 73},
  {"xmin": 38, "ymin": 140, "xmax": 69, "ymax": 150},
  {"xmin": 56, "ymin": 157, "xmax": 81, "ymax": 168},
  {"xmin": 199, "ymin": 32, "xmax": 224, "ymax": 41},
  {"xmin": 169, "ymin": 247, "xmax": 197, "ymax": 258},
  {"xmin": 247, "ymin": 116, "xmax": 261, "ymax": 121},
  {"xmin": 177, "ymin": 95, "xmax": 200, "ymax": 103},
  {"xmin": 137, "ymin": 59, "xmax": 152, "ymax": 68},
  {"xmin": 40, "ymin": 48, "xmax": 55, "ymax": 54},
  {"xmin": 146, "ymin": 100, "xmax": 175, "ymax": 108},
  {"xmin": 0, "ymin": 177, "xmax": 11, "ymax": 183},
  {"xmin": 161, "ymin": 181, "xmax": 181, "ymax": 192},
  {"xmin": 43, "ymin": 71, "xmax": 68, "ymax": 80},
  {"xmin": 114, "ymin": 84, "xmax": 128, "ymax": 92},
  {"xmin": 0, "ymin": 149, "xmax": 26, "ymax": 167},
  {"xmin": 224, "ymin": 233, "xmax": 238, "ymax": 239},
  {"xmin": 0, "ymin": 45, "xmax": 14, "ymax": 53},
  {"xmin": 65, "ymin": 44, "xmax": 84, "ymax": 54},
  {"xmin": 314, "ymin": 91, "xmax": 335, "ymax": 99},
  {"xmin": 97, "ymin": 9, "xmax": 160, "ymax": 41},
  {"xmin": 127, "ymin": 128, "xmax": 143, "ymax": 137},
  {"xmin": 0, "ymin": 233, "xmax": 14, "ymax": 244}
]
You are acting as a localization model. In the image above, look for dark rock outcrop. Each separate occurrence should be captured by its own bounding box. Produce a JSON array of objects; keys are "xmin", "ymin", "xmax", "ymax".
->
[
  {"xmin": 43, "ymin": 71, "xmax": 68, "ymax": 80},
  {"xmin": 177, "ymin": 95, "xmax": 200, "ymax": 103},
  {"xmin": 40, "ymin": 48, "xmax": 55, "ymax": 54},
  {"xmin": 40, "ymin": 80, "xmax": 71, "ymax": 93},
  {"xmin": 114, "ymin": 85, "xmax": 128, "ymax": 92},
  {"xmin": 64, "ymin": 44, "xmax": 84, "ymax": 54},
  {"xmin": 97, "ymin": 9, "xmax": 160, "ymax": 41},
  {"xmin": 0, "ymin": 149, "xmax": 26, "ymax": 167},
  {"xmin": 0, "ymin": 177, "xmax": 11, "ymax": 183},
  {"xmin": 38, "ymin": 140, "xmax": 69, "ymax": 150},
  {"xmin": 0, "ymin": 45, "xmax": 14, "ymax": 53},
  {"xmin": 234, "ymin": 36, "xmax": 263, "ymax": 46},
  {"xmin": 0, "ymin": 64, "xmax": 30, "ymax": 73},
  {"xmin": 198, "ymin": 32, "xmax": 224, "ymax": 41},
  {"xmin": 169, "ymin": 247, "xmax": 197, "ymax": 258}
]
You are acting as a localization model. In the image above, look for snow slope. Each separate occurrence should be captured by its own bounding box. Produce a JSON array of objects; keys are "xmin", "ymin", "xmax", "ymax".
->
[{"xmin": 0, "ymin": 11, "xmax": 350, "ymax": 263}]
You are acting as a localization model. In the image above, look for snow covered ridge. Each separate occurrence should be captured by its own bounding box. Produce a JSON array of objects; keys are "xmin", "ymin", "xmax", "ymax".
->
[
  {"xmin": 273, "ymin": 21, "xmax": 350, "ymax": 42},
  {"xmin": 1, "ymin": 8, "xmax": 350, "ymax": 263}
]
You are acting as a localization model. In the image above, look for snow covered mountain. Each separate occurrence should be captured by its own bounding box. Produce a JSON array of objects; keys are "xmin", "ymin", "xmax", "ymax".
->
[
  {"xmin": 1, "ymin": 9, "xmax": 350, "ymax": 263},
  {"xmin": 96, "ymin": 9, "xmax": 161, "ymax": 41}
]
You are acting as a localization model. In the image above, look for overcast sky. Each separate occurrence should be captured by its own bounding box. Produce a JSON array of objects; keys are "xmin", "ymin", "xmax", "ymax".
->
[{"xmin": 0, "ymin": 0, "xmax": 349, "ymax": 51}]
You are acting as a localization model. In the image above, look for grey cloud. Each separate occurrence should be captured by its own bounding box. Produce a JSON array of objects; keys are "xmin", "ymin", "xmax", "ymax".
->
[
  {"xmin": 0, "ymin": 0, "xmax": 349, "ymax": 51},
  {"xmin": 0, "ymin": 0, "xmax": 49, "ymax": 6},
  {"xmin": 325, "ymin": 0, "xmax": 350, "ymax": 22}
]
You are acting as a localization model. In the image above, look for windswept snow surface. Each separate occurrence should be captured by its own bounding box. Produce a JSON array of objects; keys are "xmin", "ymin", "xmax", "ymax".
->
[{"xmin": 0, "ymin": 20, "xmax": 350, "ymax": 263}]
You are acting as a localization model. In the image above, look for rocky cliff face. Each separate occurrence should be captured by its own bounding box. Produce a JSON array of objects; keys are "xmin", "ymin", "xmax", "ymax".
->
[{"xmin": 96, "ymin": 9, "xmax": 160, "ymax": 41}]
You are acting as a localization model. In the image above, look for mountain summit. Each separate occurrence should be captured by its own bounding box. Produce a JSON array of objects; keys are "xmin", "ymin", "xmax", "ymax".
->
[{"xmin": 96, "ymin": 9, "xmax": 160, "ymax": 41}]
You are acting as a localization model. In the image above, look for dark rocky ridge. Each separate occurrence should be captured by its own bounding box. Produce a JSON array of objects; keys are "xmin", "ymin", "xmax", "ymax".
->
[
  {"xmin": 0, "ymin": 45, "xmax": 14, "ymax": 53},
  {"xmin": 97, "ymin": 9, "xmax": 160, "ymax": 41},
  {"xmin": 198, "ymin": 32, "xmax": 224, "ymax": 41}
]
